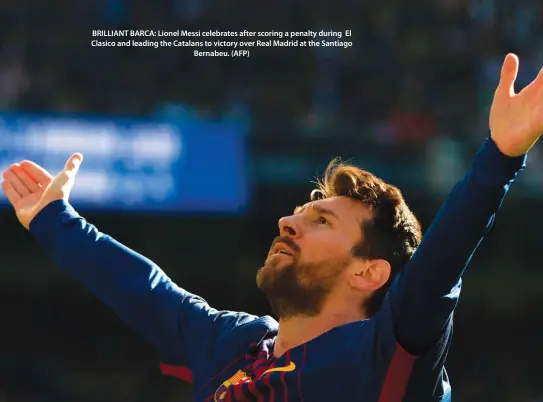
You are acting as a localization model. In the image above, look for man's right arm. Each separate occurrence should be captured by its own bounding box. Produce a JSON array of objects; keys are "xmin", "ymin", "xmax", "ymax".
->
[{"xmin": 29, "ymin": 199, "xmax": 256, "ymax": 370}]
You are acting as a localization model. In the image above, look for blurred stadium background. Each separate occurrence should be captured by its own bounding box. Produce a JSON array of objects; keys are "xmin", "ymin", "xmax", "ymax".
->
[{"xmin": 1, "ymin": 0, "xmax": 543, "ymax": 401}]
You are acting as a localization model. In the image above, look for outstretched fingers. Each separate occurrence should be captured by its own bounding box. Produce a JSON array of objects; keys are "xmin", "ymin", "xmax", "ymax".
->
[
  {"xmin": 1, "ymin": 179, "xmax": 21, "ymax": 205},
  {"xmin": 11, "ymin": 164, "xmax": 40, "ymax": 192},
  {"xmin": 2, "ymin": 166, "xmax": 30, "ymax": 197},
  {"xmin": 19, "ymin": 160, "xmax": 53, "ymax": 186}
]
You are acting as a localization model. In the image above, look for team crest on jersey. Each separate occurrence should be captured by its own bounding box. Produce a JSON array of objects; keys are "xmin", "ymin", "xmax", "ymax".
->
[{"xmin": 214, "ymin": 370, "xmax": 251, "ymax": 401}]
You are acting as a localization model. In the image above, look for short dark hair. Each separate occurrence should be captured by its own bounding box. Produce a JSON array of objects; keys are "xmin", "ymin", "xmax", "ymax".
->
[{"xmin": 311, "ymin": 158, "xmax": 422, "ymax": 316}]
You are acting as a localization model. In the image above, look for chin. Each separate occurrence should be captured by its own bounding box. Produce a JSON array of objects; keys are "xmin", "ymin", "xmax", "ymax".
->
[{"xmin": 256, "ymin": 261, "xmax": 280, "ymax": 289}]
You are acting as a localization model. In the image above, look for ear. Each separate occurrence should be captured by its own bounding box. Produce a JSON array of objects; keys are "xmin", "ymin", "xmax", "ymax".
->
[{"xmin": 348, "ymin": 259, "xmax": 391, "ymax": 291}]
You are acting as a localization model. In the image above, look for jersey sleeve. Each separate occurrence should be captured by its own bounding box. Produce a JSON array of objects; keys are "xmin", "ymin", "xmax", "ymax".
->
[
  {"xmin": 29, "ymin": 199, "xmax": 257, "ymax": 376},
  {"xmin": 388, "ymin": 137, "xmax": 526, "ymax": 356}
]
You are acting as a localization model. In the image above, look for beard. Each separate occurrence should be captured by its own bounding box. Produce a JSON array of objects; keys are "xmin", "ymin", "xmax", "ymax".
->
[{"xmin": 256, "ymin": 238, "xmax": 349, "ymax": 319}]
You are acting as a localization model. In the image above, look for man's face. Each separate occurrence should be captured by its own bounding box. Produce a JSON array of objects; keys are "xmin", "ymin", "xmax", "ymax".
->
[{"xmin": 256, "ymin": 196, "xmax": 369, "ymax": 319}]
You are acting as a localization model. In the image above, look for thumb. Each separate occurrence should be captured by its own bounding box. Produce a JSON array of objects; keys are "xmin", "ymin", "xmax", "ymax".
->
[
  {"xmin": 52, "ymin": 153, "xmax": 83, "ymax": 194},
  {"xmin": 64, "ymin": 153, "xmax": 83, "ymax": 175},
  {"xmin": 496, "ymin": 53, "xmax": 519, "ymax": 97}
]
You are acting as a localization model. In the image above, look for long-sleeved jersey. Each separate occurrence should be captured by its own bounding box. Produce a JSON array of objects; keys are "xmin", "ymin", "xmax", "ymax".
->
[{"xmin": 28, "ymin": 137, "xmax": 526, "ymax": 401}]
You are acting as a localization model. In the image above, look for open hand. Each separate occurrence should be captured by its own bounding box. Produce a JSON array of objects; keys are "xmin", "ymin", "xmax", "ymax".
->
[
  {"xmin": 1, "ymin": 153, "xmax": 83, "ymax": 230},
  {"xmin": 490, "ymin": 53, "xmax": 543, "ymax": 157}
]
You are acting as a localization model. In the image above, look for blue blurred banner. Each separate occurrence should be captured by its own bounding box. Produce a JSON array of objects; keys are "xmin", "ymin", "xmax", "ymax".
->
[{"xmin": 0, "ymin": 113, "xmax": 249, "ymax": 213}]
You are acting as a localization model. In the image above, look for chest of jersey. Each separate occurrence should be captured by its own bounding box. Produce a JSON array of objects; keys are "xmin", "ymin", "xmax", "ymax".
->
[{"xmin": 196, "ymin": 323, "xmax": 388, "ymax": 402}]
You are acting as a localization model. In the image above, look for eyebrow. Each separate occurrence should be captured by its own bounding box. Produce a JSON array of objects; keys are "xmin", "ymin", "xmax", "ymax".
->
[{"xmin": 293, "ymin": 203, "xmax": 340, "ymax": 220}]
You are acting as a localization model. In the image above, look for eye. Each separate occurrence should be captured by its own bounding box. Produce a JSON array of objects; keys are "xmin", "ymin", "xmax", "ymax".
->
[{"xmin": 314, "ymin": 216, "xmax": 331, "ymax": 226}]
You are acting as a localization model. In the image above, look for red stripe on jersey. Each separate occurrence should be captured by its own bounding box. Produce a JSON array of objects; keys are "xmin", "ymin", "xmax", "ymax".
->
[
  {"xmin": 280, "ymin": 372, "xmax": 288, "ymax": 402},
  {"xmin": 297, "ymin": 343, "xmax": 307, "ymax": 402},
  {"xmin": 159, "ymin": 363, "xmax": 193, "ymax": 383},
  {"xmin": 233, "ymin": 382, "xmax": 248, "ymax": 401},
  {"xmin": 247, "ymin": 380, "xmax": 265, "ymax": 402},
  {"xmin": 378, "ymin": 342, "xmax": 417, "ymax": 402},
  {"xmin": 281, "ymin": 350, "xmax": 291, "ymax": 402},
  {"xmin": 263, "ymin": 370, "xmax": 275, "ymax": 402}
]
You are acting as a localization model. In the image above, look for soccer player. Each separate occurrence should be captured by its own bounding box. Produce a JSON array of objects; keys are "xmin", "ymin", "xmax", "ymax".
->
[{"xmin": 2, "ymin": 54, "xmax": 542, "ymax": 402}]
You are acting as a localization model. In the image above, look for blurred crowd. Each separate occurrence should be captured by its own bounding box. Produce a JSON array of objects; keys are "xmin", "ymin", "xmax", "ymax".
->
[
  {"xmin": 0, "ymin": 0, "xmax": 476, "ymax": 135},
  {"xmin": 0, "ymin": 0, "xmax": 540, "ymax": 143},
  {"xmin": 1, "ymin": 0, "xmax": 543, "ymax": 401},
  {"xmin": 0, "ymin": 0, "xmax": 493, "ymax": 136},
  {"xmin": 0, "ymin": 0, "xmax": 542, "ymax": 190}
]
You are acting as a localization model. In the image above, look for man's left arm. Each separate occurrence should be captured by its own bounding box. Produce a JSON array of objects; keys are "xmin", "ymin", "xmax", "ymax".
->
[{"xmin": 388, "ymin": 136, "xmax": 525, "ymax": 355}]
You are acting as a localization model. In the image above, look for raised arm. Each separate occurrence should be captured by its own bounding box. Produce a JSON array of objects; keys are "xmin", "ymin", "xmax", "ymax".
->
[
  {"xmin": 389, "ymin": 137, "xmax": 524, "ymax": 354},
  {"xmin": 1, "ymin": 156, "xmax": 256, "ymax": 374},
  {"xmin": 389, "ymin": 53, "xmax": 543, "ymax": 355}
]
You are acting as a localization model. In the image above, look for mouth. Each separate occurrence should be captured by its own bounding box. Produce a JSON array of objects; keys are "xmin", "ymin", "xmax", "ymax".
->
[{"xmin": 271, "ymin": 242, "xmax": 295, "ymax": 257}]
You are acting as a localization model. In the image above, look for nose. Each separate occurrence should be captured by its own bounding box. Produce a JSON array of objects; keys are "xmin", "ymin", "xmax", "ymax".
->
[{"xmin": 278, "ymin": 215, "xmax": 300, "ymax": 238}]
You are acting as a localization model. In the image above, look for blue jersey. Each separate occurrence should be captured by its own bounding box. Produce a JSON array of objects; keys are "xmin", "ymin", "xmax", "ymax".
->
[{"xmin": 29, "ymin": 137, "xmax": 525, "ymax": 402}]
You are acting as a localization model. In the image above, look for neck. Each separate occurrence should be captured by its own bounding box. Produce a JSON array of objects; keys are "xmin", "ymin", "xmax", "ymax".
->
[{"xmin": 273, "ymin": 307, "xmax": 366, "ymax": 358}]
